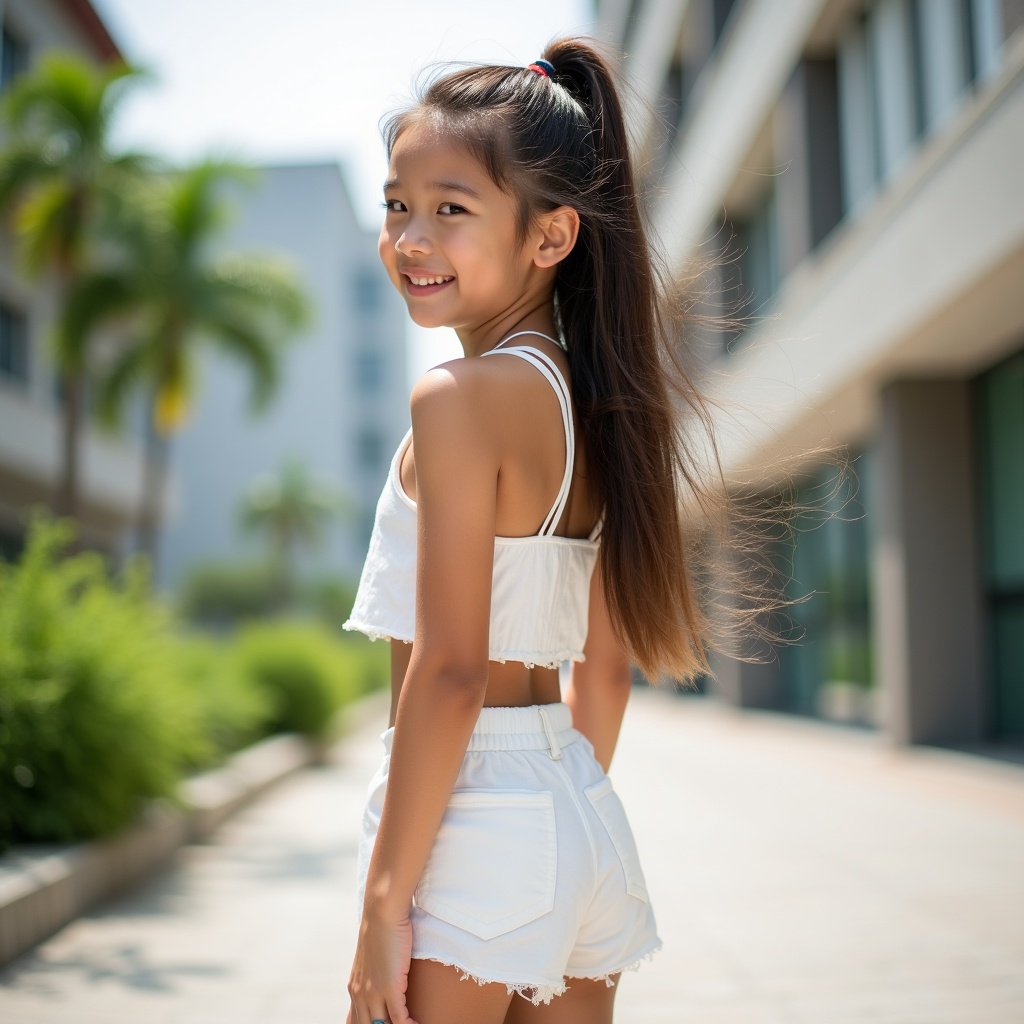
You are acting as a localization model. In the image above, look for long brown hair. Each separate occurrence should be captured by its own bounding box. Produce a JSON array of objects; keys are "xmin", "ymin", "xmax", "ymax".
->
[{"xmin": 384, "ymin": 38, "xmax": 798, "ymax": 681}]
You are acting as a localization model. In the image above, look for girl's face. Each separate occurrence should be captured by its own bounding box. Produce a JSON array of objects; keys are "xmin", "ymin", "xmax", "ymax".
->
[{"xmin": 378, "ymin": 122, "xmax": 540, "ymax": 334}]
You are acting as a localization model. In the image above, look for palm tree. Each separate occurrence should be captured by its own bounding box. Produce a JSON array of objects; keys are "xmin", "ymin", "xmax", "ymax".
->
[
  {"xmin": 61, "ymin": 159, "xmax": 311, "ymax": 563},
  {"xmin": 239, "ymin": 459, "xmax": 345, "ymax": 605},
  {"xmin": 0, "ymin": 53, "xmax": 158, "ymax": 520}
]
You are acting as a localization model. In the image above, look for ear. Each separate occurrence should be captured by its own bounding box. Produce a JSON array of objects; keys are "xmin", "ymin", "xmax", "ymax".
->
[{"xmin": 532, "ymin": 206, "xmax": 580, "ymax": 269}]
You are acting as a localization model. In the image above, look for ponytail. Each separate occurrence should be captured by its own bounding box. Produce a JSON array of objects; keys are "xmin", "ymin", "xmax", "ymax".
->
[{"xmin": 540, "ymin": 40, "xmax": 710, "ymax": 680}]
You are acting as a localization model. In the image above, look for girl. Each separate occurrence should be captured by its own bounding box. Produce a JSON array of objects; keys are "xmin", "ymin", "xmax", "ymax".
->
[{"xmin": 344, "ymin": 37, "xmax": 718, "ymax": 1024}]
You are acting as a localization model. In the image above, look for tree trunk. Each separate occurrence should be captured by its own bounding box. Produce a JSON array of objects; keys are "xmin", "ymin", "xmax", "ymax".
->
[
  {"xmin": 55, "ymin": 371, "xmax": 83, "ymax": 521},
  {"xmin": 137, "ymin": 405, "xmax": 169, "ymax": 577}
]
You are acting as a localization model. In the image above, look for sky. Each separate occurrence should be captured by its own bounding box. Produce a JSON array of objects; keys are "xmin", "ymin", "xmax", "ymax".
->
[{"xmin": 89, "ymin": 0, "xmax": 596, "ymax": 383}]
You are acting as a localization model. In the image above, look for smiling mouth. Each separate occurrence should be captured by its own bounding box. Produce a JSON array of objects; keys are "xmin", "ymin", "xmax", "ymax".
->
[{"xmin": 404, "ymin": 274, "xmax": 455, "ymax": 294}]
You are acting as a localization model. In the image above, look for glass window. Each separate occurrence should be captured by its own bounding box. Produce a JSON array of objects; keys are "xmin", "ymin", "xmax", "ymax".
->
[
  {"xmin": 354, "ymin": 350, "xmax": 384, "ymax": 393},
  {"xmin": 970, "ymin": 0, "xmax": 1005, "ymax": 84},
  {"xmin": 976, "ymin": 348, "xmax": 1024, "ymax": 738},
  {"xmin": 711, "ymin": 0, "xmax": 740, "ymax": 45},
  {"xmin": 356, "ymin": 427, "xmax": 384, "ymax": 474},
  {"xmin": 354, "ymin": 268, "xmax": 384, "ymax": 315},
  {"xmin": 838, "ymin": 14, "xmax": 879, "ymax": 214},
  {"xmin": 0, "ymin": 302, "xmax": 29, "ymax": 387},
  {"xmin": 725, "ymin": 187, "xmax": 779, "ymax": 353},
  {"xmin": 1, "ymin": 22, "xmax": 29, "ymax": 92},
  {"xmin": 916, "ymin": 0, "xmax": 972, "ymax": 134},
  {"xmin": 869, "ymin": 0, "xmax": 921, "ymax": 182},
  {"xmin": 777, "ymin": 459, "xmax": 873, "ymax": 721}
]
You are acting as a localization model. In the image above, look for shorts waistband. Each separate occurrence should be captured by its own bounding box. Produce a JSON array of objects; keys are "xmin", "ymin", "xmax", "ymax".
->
[
  {"xmin": 468, "ymin": 702, "xmax": 576, "ymax": 754},
  {"xmin": 381, "ymin": 702, "xmax": 578, "ymax": 759}
]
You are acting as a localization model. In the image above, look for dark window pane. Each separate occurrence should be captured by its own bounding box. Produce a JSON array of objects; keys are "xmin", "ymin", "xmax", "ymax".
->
[
  {"xmin": 356, "ymin": 428, "xmax": 384, "ymax": 472},
  {"xmin": 1, "ymin": 22, "xmax": 29, "ymax": 92},
  {"xmin": 354, "ymin": 350, "xmax": 384, "ymax": 392},
  {"xmin": 0, "ymin": 302, "xmax": 29, "ymax": 386},
  {"xmin": 976, "ymin": 348, "xmax": 1024, "ymax": 739},
  {"xmin": 354, "ymin": 268, "xmax": 384, "ymax": 314}
]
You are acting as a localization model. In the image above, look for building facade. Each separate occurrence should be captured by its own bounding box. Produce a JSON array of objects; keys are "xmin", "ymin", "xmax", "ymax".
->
[
  {"xmin": 159, "ymin": 163, "xmax": 409, "ymax": 587},
  {"xmin": 598, "ymin": 0, "xmax": 1024, "ymax": 748},
  {"xmin": 0, "ymin": 0, "xmax": 142, "ymax": 557}
]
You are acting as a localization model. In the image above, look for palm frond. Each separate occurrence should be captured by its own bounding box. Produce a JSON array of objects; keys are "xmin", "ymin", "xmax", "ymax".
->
[
  {"xmin": 200, "ymin": 313, "xmax": 279, "ymax": 412},
  {"xmin": 14, "ymin": 177, "xmax": 79, "ymax": 276},
  {"xmin": 0, "ymin": 138, "xmax": 59, "ymax": 211},
  {"xmin": 56, "ymin": 271, "xmax": 145, "ymax": 370},
  {"xmin": 6, "ymin": 54, "xmax": 139, "ymax": 134},
  {"xmin": 168, "ymin": 159, "xmax": 259, "ymax": 250},
  {"xmin": 202, "ymin": 255, "xmax": 311, "ymax": 330},
  {"xmin": 94, "ymin": 337, "xmax": 157, "ymax": 427}
]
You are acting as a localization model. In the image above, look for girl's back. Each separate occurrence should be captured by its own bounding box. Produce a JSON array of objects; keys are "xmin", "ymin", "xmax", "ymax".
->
[{"xmin": 350, "ymin": 329, "xmax": 604, "ymax": 713}]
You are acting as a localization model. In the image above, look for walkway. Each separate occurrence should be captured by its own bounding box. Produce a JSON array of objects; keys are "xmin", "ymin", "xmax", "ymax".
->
[{"xmin": 2, "ymin": 688, "xmax": 1022, "ymax": 1023}]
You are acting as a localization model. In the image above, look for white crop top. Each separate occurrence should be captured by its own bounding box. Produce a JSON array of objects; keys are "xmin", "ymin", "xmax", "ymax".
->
[{"xmin": 343, "ymin": 332, "xmax": 601, "ymax": 669}]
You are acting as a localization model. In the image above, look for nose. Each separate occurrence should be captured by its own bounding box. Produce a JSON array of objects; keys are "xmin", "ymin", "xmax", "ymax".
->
[{"xmin": 394, "ymin": 215, "xmax": 432, "ymax": 256}]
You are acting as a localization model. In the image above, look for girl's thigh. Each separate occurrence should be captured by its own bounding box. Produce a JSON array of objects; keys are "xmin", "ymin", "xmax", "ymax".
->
[
  {"xmin": 406, "ymin": 959, "xmax": 514, "ymax": 1024},
  {"xmin": 503, "ymin": 974, "xmax": 620, "ymax": 1024}
]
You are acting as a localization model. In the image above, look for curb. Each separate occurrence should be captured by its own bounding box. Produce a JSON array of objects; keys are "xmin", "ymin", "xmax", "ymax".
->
[{"xmin": 0, "ymin": 731, "xmax": 314, "ymax": 968}]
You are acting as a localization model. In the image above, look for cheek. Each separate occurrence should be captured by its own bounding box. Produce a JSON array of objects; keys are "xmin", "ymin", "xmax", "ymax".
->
[{"xmin": 377, "ymin": 227, "xmax": 400, "ymax": 279}]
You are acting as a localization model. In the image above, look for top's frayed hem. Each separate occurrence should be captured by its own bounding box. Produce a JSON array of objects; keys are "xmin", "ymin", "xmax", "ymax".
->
[{"xmin": 413, "ymin": 955, "xmax": 566, "ymax": 1006}]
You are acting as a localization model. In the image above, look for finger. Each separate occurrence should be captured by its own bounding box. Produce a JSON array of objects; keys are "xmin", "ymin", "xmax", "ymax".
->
[{"xmin": 387, "ymin": 992, "xmax": 417, "ymax": 1024}]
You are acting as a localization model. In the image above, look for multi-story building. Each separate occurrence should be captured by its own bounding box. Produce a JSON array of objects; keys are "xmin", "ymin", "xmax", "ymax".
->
[
  {"xmin": 599, "ymin": 0, "xmax": 1024, "ymax": 749},
  {"xmin": 159, "ymin": 163, "xmax": 409, "ymax": 586},
  {"xmin": 0, "ymin": 0, "xmax": 140, "ymax": 557}
]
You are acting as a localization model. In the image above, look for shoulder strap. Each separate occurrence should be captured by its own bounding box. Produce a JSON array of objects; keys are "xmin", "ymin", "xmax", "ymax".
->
[
  {"xmin": 492, "ymin": 330, "xmax": 561, "ymax": 350},
  {"xmin": 481, "ymin": 344, "xmax": 574, "ymax": 537}
]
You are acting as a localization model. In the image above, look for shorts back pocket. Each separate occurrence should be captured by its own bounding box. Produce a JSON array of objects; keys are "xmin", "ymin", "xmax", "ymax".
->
[
  {"xmin": 414, "ymin": 789, "xmax": 556, "ymax": 940},
  {"xmin": 584, "ymin": 777, "xmax": 649, "ymax": 902}
]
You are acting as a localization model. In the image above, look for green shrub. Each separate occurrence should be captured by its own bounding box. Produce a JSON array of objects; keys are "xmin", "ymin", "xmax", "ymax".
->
[
  {"xmin": 175, "ymin": 635, "xmax": 271, "ymax": 770},
  {"xmin": 301, "ymin": 576, "xmax": 357, "ymax": 630},
  {"xmin": 342, "ymin": 630, "xmax": 391, "ymax": 699},
  {"xmin": 0, "ymin": 517, "xmax": 205, "ymax": 847},
  {"xmin": 178, "ymin": 560, "xmax": 283, "ymax": 625},
  {"xmin": 233, "ymin": 621, "xmax": 386, "ymax": 739}
]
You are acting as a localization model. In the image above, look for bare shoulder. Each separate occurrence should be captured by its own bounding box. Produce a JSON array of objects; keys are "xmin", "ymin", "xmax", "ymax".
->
[{"xmin": 409, "ymin": 355, "xmax": 538, "ymax": 438}]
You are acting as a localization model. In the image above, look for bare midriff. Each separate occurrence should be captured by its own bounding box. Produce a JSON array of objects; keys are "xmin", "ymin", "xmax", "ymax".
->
[{"xmin": 387, "ymin": 640, "xmax": 561, "ymax": 728}]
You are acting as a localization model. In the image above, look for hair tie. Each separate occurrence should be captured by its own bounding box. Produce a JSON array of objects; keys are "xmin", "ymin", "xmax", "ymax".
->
[{"xmin": 527, "ymin": 59, "xmax": 556, "ymax": 78}]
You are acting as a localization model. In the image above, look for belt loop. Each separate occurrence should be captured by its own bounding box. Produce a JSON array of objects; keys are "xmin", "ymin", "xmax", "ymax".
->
[{"xmin": 538, "ymin": 706, "xmax": 563, "ymax": 760}]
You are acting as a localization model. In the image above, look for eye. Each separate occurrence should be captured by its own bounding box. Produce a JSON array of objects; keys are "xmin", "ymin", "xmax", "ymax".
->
[
  {"xmin": 438, "ymin": 203, "xmax": 466, "ymax": 215},
  {"xmin": 382, "ymin": 199, "xmax": 406, "ymax": 213}
]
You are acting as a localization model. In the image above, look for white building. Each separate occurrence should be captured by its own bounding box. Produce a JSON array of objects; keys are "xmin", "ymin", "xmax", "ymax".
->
[
  {"xmin": 599, "ymin": 0, "xmax": 1024, "ymax": 749},
  {"xmin": 159, "ymin": 162, "xmax": 408, "ymax": 587},
  {"xmin": 0, "ymin": 0, "xmax": 141, "ymax": 557}
]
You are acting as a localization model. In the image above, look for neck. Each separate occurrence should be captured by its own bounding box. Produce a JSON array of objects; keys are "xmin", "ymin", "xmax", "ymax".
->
[{"xmin": 456, "ymin": 298, "xmax": 558, "ymax": 357}]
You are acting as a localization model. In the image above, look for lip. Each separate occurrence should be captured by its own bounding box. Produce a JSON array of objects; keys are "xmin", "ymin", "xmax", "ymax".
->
[{"xmin": 401, "ymin": 270, "xmax": 455, "ymax": 296}]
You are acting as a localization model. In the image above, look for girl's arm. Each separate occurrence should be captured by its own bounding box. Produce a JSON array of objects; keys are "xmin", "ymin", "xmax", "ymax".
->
[
  {"xmin": 346, "ymin": 367, "xmax": 498, "ymax": 1024},
  {"xmin": 564, "ymin": 551, "xmax": 633, "ymax": 773}
]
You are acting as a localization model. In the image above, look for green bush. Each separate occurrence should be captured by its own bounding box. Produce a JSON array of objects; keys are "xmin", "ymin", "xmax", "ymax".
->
[
  {"xmin": 232, "ymin": 621, "xmax": 385, "ymax": 739},
  {"xmin": 301, "ymin": 576, "xmax": 357, "ymax": 630},
  {"xmin": 178, "ymin": 560, "xmax": 283, "ymax": 626},
  {"xmin": 0, "ymin": 519, "xmax": 389, "ymax": 848},
  {"xmin": 0, "ymin": 518, "xmax": 205, "ymax": 847},
  {"xmin": 175, "ymin": 635, "xmax": 271, "ymax": 770}
]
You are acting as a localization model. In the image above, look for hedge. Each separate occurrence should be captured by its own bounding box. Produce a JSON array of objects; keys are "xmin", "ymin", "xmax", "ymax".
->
[{"xmin": 0, "ymin": 517, "xmax": 388, "ymax": 848}]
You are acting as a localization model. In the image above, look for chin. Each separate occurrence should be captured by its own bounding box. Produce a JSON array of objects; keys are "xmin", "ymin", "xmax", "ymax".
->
[{"xmin": 406, "ymin": 307, "xmax": 452, "ymax": 329}]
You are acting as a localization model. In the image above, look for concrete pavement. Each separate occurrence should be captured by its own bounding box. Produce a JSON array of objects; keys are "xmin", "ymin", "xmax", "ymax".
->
[{"xmin": 1, "ymin": 687, "xmax": 1022, "ymax": 1023}]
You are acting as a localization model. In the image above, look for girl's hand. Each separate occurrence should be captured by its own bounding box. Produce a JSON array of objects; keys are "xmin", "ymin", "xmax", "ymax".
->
[{"xmin": 346, "ymin": 907, "xmax": 419, "ymax": 1024}]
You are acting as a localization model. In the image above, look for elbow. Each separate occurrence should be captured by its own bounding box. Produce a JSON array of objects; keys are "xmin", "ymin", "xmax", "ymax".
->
[
  {"xmin": 577, "ymin": 653, "xmax": 633, "ymax": 696},
  {"xmin": 406, "ymin": 654, "xmax": 489, "ymax": 710}
]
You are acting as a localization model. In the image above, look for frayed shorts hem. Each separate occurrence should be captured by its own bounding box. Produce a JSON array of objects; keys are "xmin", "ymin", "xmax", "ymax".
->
[
  {"xmin": 412, "ymin": 953, "xmax": 567, "ymax": 1006},
  {"xmin": 412, "ymin": 937, "xmax": 663, "ymax": 1006},
  {"xmin": 563, "ymin": 938, "xmax": 664, "ymax": 985}
]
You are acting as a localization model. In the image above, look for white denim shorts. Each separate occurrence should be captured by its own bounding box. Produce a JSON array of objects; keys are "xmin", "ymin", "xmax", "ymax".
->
[{"xmin": 356, "ymin": 702, "xmax": 661, "ymax": 1005}]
